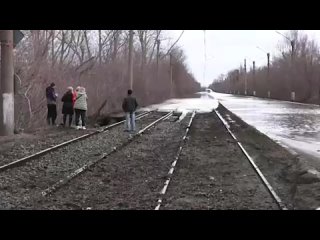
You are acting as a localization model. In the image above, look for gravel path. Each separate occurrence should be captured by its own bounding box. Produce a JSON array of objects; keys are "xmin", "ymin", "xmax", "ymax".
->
[
  {"xmin": 160, "ymin": 112, "xmax": 279, "ymax": 210},
  {"xmin": 0, "ymin": 127, "xmax": 95, "ymax": 166},
  {"xmin": 35, "ymin": 114, "xmax": 190, "ymax": 210},
  {"xmin": 0, "ymin": 112, "xmax": 148, "ymax": 166},
  {"xmin": 0, "ymin": 112, "xmax": 165, "ymax": 209},
  {"xmin": 0, "ymin": 107, "xmax": 304, "ymax": 210}
]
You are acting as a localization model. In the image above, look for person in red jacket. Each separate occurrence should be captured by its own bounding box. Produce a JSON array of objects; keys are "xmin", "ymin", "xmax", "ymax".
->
[{"xmin": 72, "ymin": 86, "xmax": 80, "ymax": 107}]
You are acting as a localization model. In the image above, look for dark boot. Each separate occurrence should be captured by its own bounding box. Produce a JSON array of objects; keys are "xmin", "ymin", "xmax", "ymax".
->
[
  {"xmin": 69, "ymin": 115, "xmax": 73, "ymax": 127},
  {"xmin": 63, "ymin": 114, "xmax": 67, "ymax": 127}
]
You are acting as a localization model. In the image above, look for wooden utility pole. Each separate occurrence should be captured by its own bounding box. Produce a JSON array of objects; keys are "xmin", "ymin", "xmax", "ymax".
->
[
  {"xmin": 128, "ymin": 30, "xmax": 134, "ymax": 90},
  {"xmin": 0, "ymin": 30, "xmax": 14, "ymax": 136}
]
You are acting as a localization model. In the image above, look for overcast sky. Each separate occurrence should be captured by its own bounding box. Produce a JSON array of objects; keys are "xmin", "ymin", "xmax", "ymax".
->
[{"xmin": 169, "ymin": 30, "xmax": 320, "ymax": 87}]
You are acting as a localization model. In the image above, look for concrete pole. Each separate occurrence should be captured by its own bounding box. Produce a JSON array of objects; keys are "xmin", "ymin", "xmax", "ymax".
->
[
  {"xmin": 128, "ymin": 30, "xmax": 134, "ymax": 90},
  {"xmin": 236, "ymin": 70, "xmax": 239, "ymax": 94},
  {"xmin": 291, "ymin": 40, "xmax": 295, "ymax": 101},
  {"xmin": 244, "ymin": 59, "xmax": 247, "ymax": 95},
  {"xmin": 156, "ymin": 39, "xmax": 160, "ymax": 81},
  {"xmin": 170, "ymin": 53, "xmax": 173, "ymax": 98},
  {"xmin": 267, "ymin": 53, "xmax": 271, "ymax": 98},
  {"xmin": 252, "ymin": 61, "xmax": 256, "ymax": 96},
  {"xmin": 0, "ymin": 30, "xmax": 14, "ymax": 136}
]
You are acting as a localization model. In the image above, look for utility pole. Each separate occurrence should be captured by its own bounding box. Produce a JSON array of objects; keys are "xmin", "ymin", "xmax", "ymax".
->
[
  {"xmin": 236, "ymin": 69, "xmax": 239, "ymax": 94},
  {"xmin": 252, "ymin": 61, "xmax": 256, "ymax": 96},
  {"xmin": 267, "ymin": 53, "xmax": 271, "ymax": 98},
  {"xmin": 51, "ymin": 30, "xmax": 55, "ymax": 67},
  {"xmin": 170, "ymin": 53, "xmax": 173, "ymax": 98},
  {"xmin": 275, "ymin": 31, "xmax": 295, "ymax": 101},
  {"xmin": 244, "ymin": 59, "xmax": 247, "ymax": 95},
  {"xmin": 128, "ymin": 30, "xmax": 134, "ymax": 90},
  {"xmin": 0, "ymin": 30, "xmax": 14, "ymax": 136},
  {"xmin": 156, "ymin": 39, "xmax": 160, "ymax": 81},
  {"xmin": 267, "ymin": 53, "xmax": 270, "ymax": 72},
  {"xmin": 98, "ymin": 30, "xmax": 102, "ymax": 65},
  {"xmin": 290, "ymin": 40, "xmax": 295, "ymax": 63},
  {"xmin": 290, "ymin": 40, "xmax": 295, "ymax": 101}
]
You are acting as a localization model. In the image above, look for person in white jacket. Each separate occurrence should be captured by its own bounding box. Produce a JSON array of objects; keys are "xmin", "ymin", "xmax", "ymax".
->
[{"xmin": 74, "ymin": 87, "xmax": 88, "ymax": 130}]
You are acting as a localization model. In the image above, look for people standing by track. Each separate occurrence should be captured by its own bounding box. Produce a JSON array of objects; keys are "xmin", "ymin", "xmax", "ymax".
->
[
  {"xmin": 74, "ymin": 87, "xmax": 88, "ymax": 130},
  {"xmin": 122, "ymin": 89, "xmax": 138, "ymax": 133},
  {"xmin": 61, "ymin": 87, "xmax": 74, "ymax": 127},
  {"xmin": 46, "ymin": 82, "xmax": 58, "ymax": 126}
]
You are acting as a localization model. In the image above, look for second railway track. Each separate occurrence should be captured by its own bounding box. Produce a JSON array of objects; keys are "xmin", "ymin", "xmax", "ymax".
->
[{"xmin": 155, "ymin": 106, "xmax": 287, "ymax": 210}]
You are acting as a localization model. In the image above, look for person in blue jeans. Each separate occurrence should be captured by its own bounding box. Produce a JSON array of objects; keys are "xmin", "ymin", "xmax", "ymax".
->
[{"xmin": 122, "ymin": 89, "xmax": 138, "ymax": 132}]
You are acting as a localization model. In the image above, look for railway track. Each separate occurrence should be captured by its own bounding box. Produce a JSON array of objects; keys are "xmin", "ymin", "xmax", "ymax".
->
[
  {"xmin": 41, "ymin": 111, "xmax": 173, "ymax": 197},
  {"xmin": 153, "ymin": 107, "xmax": 287, "ymax": 210},
  {"xmin": 39, "ymin": 108, "xmax": 285, "ymax": 210},
  {"xmin": 0, "ymin": 111, "xmax": 151, "ymax": 173},
  {"xmin": 0, "ymin": 111, "xmax": 172, "ymax": 209},
  {"xmin": 213, "ymin": 108, "xmax": 288, "ymax": 210},
  {"xmin": 155, "ymin": 111, "xmax": 196, "ymax": 210},
  {"xmin": 0, "ymin": 107, "xmax": 288, "ymax": 210}
]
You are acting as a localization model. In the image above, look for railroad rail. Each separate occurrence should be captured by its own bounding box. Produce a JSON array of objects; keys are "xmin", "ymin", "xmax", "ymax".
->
[
  {"xmin": 0, "ymin": 111, "xmax": 151, "ymax": 173},
  {"xmin": 214, "ymin": 107, "xmax": 288, "ymax": 210},
  {"xmin": 41, "ymin": 111, "xmax": 173, "ymax": 197},
  {"xmin": 155, "ymin": 111, "xmax": 196, "ymax": 210}
]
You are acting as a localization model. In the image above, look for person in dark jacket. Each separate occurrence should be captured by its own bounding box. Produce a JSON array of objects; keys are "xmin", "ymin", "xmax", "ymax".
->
[
  {"xmin": 46, "ymin": 82, "xmax": 58, "ymax": 125},
  {"xmin": 61, "ymin": 87, "xmax": 74, "ymax": 127},
  {"xmin": 122, "ymin": 89, "xmax": 138, "ymax": 132}
]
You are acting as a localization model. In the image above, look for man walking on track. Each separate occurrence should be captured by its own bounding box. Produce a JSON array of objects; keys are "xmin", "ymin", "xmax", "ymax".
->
[{"xmin": 122, "ymin": 89, "xmax": 138, "ymax": 133}]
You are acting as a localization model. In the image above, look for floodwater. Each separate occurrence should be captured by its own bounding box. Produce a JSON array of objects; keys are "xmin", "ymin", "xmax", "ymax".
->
[
  {"xmin": 213, "ymin": 92, "xmax": 320, "ymax": 162},
  {"xmin": 141, "ymin": 92, "xmax": 219, "ymax": 115},
  {"xmin": 143, "ymin": 90, "xmax": 320, "ymax": 163}
]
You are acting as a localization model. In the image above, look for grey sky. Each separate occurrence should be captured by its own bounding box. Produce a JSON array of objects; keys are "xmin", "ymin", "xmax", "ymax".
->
[{"xmin": 169, "ymin": 30, "xmax": 320, "ymax": 87}]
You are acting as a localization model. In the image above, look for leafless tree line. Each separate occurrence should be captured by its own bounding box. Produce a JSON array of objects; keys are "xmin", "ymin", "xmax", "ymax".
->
[
  {"xmin": 12, "ymin": 30, "xmax": 200, "ymax": 130},
  {"xmin": 210, "ymin": 31, "xmax": 320, "ymax": 103}
]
